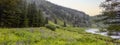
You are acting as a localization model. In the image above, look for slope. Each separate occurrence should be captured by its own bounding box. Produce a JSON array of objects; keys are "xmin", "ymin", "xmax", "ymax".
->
[{"xmin": 27, "ymin": 0, "xmax": 91, "ymax": 27}]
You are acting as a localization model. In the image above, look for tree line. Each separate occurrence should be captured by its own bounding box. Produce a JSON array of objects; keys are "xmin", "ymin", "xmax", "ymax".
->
[{"xmin": 0, "ymin": 0, "xmax": 45, "ymax": 28}]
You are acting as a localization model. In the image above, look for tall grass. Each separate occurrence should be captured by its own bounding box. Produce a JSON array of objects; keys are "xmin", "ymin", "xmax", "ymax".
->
[{"xmin": 0, "ymin": 27, "xmax": 114, "ymax": 45}]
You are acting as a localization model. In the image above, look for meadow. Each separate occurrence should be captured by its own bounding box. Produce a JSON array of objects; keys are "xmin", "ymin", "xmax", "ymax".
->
[{"xmin": 0, "ymin": 27, "xmax": 114, "ymax": 45}]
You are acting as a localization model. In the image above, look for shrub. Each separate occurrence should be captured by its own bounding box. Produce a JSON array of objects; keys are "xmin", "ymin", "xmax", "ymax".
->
[
  {"xmin": 56, "ymin": 25, "xmax": 61, "ymax": 28},
  {"xmin": 107, "ymin": 25, "xmax": 120, "ymax": 32},
  {"xmin": 45, "ymin": 24, "xmax": 56, "ymax": 31}
]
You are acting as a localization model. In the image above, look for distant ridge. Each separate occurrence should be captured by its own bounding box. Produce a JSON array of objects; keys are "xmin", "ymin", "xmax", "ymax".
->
[{"xmin": 27, "ymin": 0, "xmax": 91, "ymax": 27}]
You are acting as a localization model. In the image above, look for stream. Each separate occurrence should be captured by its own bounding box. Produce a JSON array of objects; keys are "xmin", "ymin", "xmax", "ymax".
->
[{"xmin": 86, "ymin": 28, "xmax": 120, "ymax": 39}]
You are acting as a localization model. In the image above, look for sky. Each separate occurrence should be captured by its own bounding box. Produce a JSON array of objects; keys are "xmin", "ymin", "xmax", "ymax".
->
[{"xmin": 47, "ymin": 0, "xmax": 104, "ymax": 16}]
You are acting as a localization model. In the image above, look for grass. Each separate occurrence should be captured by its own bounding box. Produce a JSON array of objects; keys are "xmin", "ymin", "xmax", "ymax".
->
[{"xmin": 0, "ymin": 27, "xmax": 115, "ymax": 45}]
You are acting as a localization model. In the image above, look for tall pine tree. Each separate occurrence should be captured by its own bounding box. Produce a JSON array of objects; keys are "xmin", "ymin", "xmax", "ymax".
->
[{"xmin": 100, "ymin": 0, "xmax": 120, "ymax": 32}]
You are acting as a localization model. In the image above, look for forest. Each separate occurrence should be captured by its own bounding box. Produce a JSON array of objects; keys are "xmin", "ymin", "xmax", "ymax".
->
[{"xmin": 0, "ymin": 0, "xmax": 45, "ymax": 28}]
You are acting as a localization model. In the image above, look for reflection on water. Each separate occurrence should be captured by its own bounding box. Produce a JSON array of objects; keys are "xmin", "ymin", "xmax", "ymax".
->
[{"xmin": 86, "ymin": 28, "xmax": 120, "ymax": 39}]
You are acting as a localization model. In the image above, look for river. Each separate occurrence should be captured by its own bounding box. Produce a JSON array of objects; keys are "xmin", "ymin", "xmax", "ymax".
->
[{"xmin": 86, "ymin": 28, "xmax": 120, "ymax": 39}]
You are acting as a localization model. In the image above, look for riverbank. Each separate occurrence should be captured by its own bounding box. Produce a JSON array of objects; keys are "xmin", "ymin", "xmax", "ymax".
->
[
  {"xmin": 0, "ymin": 27, "xmax": 114, "ymax": 45},
  {"xmin": 86, "ymin": 28, "xmax": 120, "ymax": 44},
  {"xmin": 86, "ymin": 28, "xmax": 120, "ymax": 39}
]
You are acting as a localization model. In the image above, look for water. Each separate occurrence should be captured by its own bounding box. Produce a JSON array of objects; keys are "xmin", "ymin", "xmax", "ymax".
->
[{"xmin": 86, "ymin": 28, "xmax": 120, "ymax": 39}]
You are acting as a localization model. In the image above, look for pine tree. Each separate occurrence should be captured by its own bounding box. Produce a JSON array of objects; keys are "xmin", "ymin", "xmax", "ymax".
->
[
  {"xmin": 45, "ymin": 17, "xmax": 49, "ymax": 24},
  {"xmin": 63, "ymin": 21, "xmax": 67, "ymax": 27},
  {"xmin": 27, "ymin": 2, "xmax": 38, "ymax": 27},
  {"xmin": 100, "ymin": 0, "xmax": 120, "ymax": 32},
  {"xmin": 0, "ymin": 0, "xmax": 22, "ymax": 27},
  {"xmin": 18, "ymin": 0, "xmax": 27, "ymax": 27},
  {"xmin": 54, "ymin": 19, "xmax": 57, "ymax": 24},
  {"xmin": 27, "ymin": 2, "xmax": 45, "ymax": 27},
  {"xmin": 36, "ymin": 10, "xmax": 45, "ymax": 27}
]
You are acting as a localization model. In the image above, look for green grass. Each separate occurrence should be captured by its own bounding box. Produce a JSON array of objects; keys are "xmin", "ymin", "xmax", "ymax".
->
[{"xmin": 0, "ymin": 27, "xmax": 114, "ymax": 45}]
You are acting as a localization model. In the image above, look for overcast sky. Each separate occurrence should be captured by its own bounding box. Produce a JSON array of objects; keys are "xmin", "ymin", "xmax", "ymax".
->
[{"xmin": 47, "ymin": 0, "xmax": 104, "ymax": 16}]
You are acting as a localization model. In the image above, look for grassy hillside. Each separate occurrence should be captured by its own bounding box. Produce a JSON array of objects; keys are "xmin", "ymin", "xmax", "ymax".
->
[{"xmin": 0, "ymin": 27, "xmax": 114, "ymax": 45}]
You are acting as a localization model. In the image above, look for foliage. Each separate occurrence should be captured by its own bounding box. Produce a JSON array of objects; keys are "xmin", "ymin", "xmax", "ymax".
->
[
  {"xmin": 0, "ymin": 0, "xmax": 22, "ymax": 27},
  {"xmin": 0, "ymin": 27, "xmax": 114, "ymax": 45},
  {"xmin": 107, "ymin": 25, "xmax": 120, "ymax": 32},
  {"xmin": 54, "ymin": 18, "xmax": 57, "ymax": 24},
  {"xmin": 45, "ymin": 17, "xmax": 49, "ymax": 24},
  {"xmin": 27, "ymin": 2, "xmax": 45, "ymax": 27},
  {"xmin": 0, "ymin": 0, "xmax": 45, "ymax": 28},
  {"xmin": 45, "ymin": 24, "xmax": 56, "ymax": 31},
  {"xmin": 63, "ymin": 21, "xmax": 67, "ymax": 27},
  {"xmin": 100, "ymin": 0, "xmax": 120, "ymax": 32},
  {"xmin": 102, "ymin": 11, "xmax": 116, "ymax": 18}
]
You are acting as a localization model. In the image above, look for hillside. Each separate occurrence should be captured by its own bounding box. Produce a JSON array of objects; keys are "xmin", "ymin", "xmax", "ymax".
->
[
  {"xmin": 91, "ymin": 15, "xmax": 108, "ymax": 28},
  {"xmin": 27, "ymin": 0, "xmax": 91, "ymax": 27}
]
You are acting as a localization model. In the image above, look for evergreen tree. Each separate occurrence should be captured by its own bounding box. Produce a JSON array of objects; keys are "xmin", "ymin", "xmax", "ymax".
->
[
  {"xmin": 63, "ymin": 21, "xmax": 67, "ymax": 27},
  {"xmin": 100, "ymin": 0, "xmax": 120, "ymax": 32},
  {"xmin": 54, "ymin": 19, "xmax": 57, "ymax": 24},
  {"xmin": 27, "ymin": 2, "xmax": 38, "ymax": 27},
  {"xmin": 27, "ymin": 2, "xmax": 45, "ymax": 27},
  {"xmin": 0, "ymin": 0, "xmax": 22, "ymax": 27},
  {"xmin": 45, "ymin": 17, "xmax": 49, "ymax": 24},
  {"xmin": 36, "ymin": 10, "xmax": 45, "ymax": 27}
]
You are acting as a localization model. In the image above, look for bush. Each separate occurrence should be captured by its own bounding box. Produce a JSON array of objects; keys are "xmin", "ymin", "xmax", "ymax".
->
[
  {"xmin": 56, "ymin": 25, "xmax": 61, "ymax": 28},
  {"xmin": 45, "ymin": 24, "xmax": 56, "ymax": 31},
  {"xmin": 107, "ymin": 25, "xmax": 120, "ymax": 32}
]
